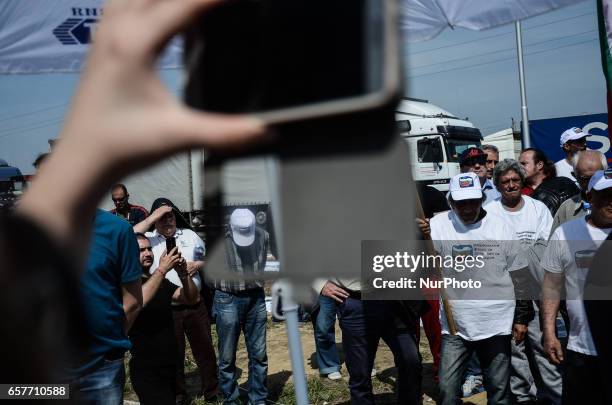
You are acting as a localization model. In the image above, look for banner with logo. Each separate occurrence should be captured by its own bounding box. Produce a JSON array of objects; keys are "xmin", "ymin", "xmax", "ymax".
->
[
  {"xmin": 0, "ymin": 0, "xmax": 182, "ymax": 74},
  {"xmin": 529, "ymin": 114, "xmax": 611, "ymax": 163}
]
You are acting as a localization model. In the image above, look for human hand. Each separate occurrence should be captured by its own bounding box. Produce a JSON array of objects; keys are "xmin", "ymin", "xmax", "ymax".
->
[
  {"xmin": 512, "ymin": 323, "xmax": 528, "ymax": 343},
  {"xmin": 415, "ymin": 218, "xmax": 430, "ymax": 237},
  {"xmin": 186, "ymin": 261, "xmax": 202, "ymax": 277},
  {"xmin": 175, "ymin": 257, "xmax": 189, "ymax": 280},
  {"xmin": 543, "ymin": 333, "xmax": 564, "ymax": 365},
  {"xmin": 321, "ymin": 281, "xmax": 350, "ymax": 303},
  {"xmin": 151, "ymin": 206, "xmax": 173, "ymax": 221},
  {"xmin": 158, "ymin": 247, "xmax": 181, "ymax": 274}
]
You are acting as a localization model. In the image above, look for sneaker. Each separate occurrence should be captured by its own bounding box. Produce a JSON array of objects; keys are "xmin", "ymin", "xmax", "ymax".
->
[
  {"xmin": 462, "ymin": 375, "xmax": 477, "ymax": 397},
  {"xmin": 326, "ymin": 371, "xmax": 342, "ymax": 380},
  {"xmin": 371, "ymin": 368, "xmax": 377, "ymax": 377}
]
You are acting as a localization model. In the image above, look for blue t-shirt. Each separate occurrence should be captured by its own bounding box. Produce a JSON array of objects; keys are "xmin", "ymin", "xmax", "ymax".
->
[{"xmin": 74, "ymin": 209, "xmax": 141, "ymax": 375}]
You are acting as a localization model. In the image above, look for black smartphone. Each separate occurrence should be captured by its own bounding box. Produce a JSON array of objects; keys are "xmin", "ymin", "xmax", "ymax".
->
[
  {"xmin": 165, "ymin": 236, "xmax": 177, "ymax": 253},
  {"xmin": 184, "ymin": 0, "xmax": 399, "ymax": 124}
]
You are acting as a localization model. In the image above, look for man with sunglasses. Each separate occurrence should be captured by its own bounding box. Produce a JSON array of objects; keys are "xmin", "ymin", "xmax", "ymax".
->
[
  {"xmin": 459, "ymin": 147, "xmax": 501, "ymax": 204},
  {"xmin": 554, "ymin": 127, "xmax": 590, "ymax": 184},
  {"xmin": 110, "ymin": 183, "xmax": 149, "ymax": 226}
]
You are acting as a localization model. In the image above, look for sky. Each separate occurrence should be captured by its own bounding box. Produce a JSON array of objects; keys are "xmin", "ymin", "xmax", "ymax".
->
[{"xmin": 0, "ymin": 0, "xmax": 605, "ymax": 174}]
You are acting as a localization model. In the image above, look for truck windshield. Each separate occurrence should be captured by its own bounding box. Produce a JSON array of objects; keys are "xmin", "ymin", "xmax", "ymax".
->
[{"xmin": 446, "ymin": 139, "xmax": 481, "ymax": 162}]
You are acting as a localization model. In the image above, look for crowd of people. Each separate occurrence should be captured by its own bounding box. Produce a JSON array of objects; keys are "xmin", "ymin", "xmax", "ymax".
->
[{"xmin": 2, "ymin": 2, "xmax": 611, "ymax": 405}]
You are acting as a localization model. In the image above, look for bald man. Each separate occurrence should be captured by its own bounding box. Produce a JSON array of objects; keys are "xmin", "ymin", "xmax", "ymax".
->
[{"xmin": 552, "ymin": 150, "xmax": 608, "ymax": 231}]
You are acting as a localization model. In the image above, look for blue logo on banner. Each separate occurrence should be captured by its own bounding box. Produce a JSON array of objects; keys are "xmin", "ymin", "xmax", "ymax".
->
[{"xmin": 53, "ymin": 8, "xmax": 101, "ymax": 45}]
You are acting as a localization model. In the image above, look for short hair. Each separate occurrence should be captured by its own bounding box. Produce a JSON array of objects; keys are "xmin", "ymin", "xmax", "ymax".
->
[
  {"xmin": 111, "ymin": 183, "xmax": 128, "ymax": 194},
  {"xmin": 571, "ymin": 150, "xmax": 608, "ymax": 171},
  {"xmin": 521, "ymin": 148, "xmax": 547, "ymax": 164},
  {"xmin": 481, "ymin": 144, "xmax": 499, "ymax": 155},
  {"xmin": 134, "ymin": 232, "xmax": 148, "ymax": 242},
  {"xmin": 32, "ymin": 153, "xmax": 49, "ymax": 168},
  {"xmin": 493, "ymin": 158, "xmax": 526, "ymax": 187}
]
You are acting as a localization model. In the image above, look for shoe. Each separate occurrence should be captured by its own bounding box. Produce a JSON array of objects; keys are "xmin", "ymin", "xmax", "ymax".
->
[
  {"xmin": 462, "ymin": 375, "xmax": 484, "ymax": 397},
  {"xmin": 371, "ymin": 368, "xmax": 377, "ymax": 377},
  {"xmin": 326, "ymin": 371, "xmax": 342, "ymax": 380}
]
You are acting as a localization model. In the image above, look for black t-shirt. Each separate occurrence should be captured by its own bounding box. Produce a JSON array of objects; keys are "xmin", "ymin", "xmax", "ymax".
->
[{"xmin": 129, "ymin": 277, "xmax": 178, "ymax": 368}]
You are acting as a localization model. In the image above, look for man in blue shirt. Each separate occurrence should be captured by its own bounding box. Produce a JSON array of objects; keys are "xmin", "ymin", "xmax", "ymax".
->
[{"xmin": 63, "ymin": 210, "xmax": 143, "ymax": 404}]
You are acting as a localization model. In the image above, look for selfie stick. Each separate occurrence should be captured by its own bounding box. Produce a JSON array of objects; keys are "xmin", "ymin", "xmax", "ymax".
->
[
  {"xmin": 415, "ymin": 195, "xmax": 457, "ymax": 335},
  {"xmin": 266, "ymin": 158, "xmax": 310, "ymax": 405}
]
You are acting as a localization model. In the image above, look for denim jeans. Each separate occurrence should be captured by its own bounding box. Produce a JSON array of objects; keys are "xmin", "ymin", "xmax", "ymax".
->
[
  {"xmin": 214, "ymin": 289, "xmax": 268, "ymax": 405},
  {"xmin": 70, "ymin": 358, "xmax": 125, "ymax": 405},
  {"xmin": 439, "ymin": 334, "xmax": 511, "ymax": 405},
  {"xmin": 312, "ymin": 295, "xmax": 341, "ymax": 375},
  {"xmin": 338, "ymin": 298, "xmax": 421, "ymax": 405}
]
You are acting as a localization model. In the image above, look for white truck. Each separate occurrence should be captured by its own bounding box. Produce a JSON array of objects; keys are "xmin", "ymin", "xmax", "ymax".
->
[{"xmin": 396, "ymin": 98, "xmax": 483, "ymax": 191}]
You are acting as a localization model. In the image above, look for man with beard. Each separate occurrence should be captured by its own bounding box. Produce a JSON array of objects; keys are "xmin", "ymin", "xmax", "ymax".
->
[
  {"xmin": 129, "ymin": 233, "xmax": 198, "ymax": 404},
  {"xmin": 485, "ymin": 159, "xmax": 561, "ymax": 404}
]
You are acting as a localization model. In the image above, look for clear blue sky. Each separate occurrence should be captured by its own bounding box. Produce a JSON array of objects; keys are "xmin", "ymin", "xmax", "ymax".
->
[{"xmin": 0, "ymin": 0, "xmax": 604, "ymax": 174}]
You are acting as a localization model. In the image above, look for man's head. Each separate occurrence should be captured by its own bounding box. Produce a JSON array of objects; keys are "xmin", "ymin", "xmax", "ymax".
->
[
  {"xmin": 493, "ymin": 159, "xmax": 525, "ymax": 205},
  {"xmin": 32, "ymin": 153, "xmax": 49, "ymax": 171},
  {"xmin": 587, "ymin": 169, "xmax": 612, "ymax": 227},
  {"xmin": 481, "ymin": 145, "xmax": 499, "ymax": 179},
  {"xmin": 230, "ymin": 208, "xmax": 256, "ymax": 247},
  {"xmin": 111, "ymin": 184, "xmax": 129, "ymax": 211},
  {"xmin": 150, "ymin": 197, "xmax": 186, "ymax": 237},
  {"xmin": 448, "ymin": 172, "xmax": 484, "ymax": 224},
  {"xmin": 560, "ymin": 127, "xmax": 589, "ymax": 158},
  {"xmin": 459, "ymin": 147, "xmax": 487, "ymax": 179},
  {"xmin": 136, "ymin": 233, "xmax": 154, "ymax": 272},
  {"xmin": 572, "ymin": 150, "xmax": 608, "ymax": 192},
  {"xmin": 519, "ymin": 148, "xmax": 548, "ymax": 185}
]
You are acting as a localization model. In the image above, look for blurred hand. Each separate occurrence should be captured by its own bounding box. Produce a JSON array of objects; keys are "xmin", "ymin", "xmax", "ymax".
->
[
  {"xmin": 151, "ymin": 206, "xmax": 173, "ymax": 221},
  {"xmin": 321, "ymin": 281, "xmax": 350, "ymax": 303},
  {"xmin": 543, "ymin": 333, "xmax": 564, "ymax": 365},
  {"xmin": 186, "ymin": 261, "xmax": 201, "ymax": 277},
  {"xmin": 175, "ymin": 257, "xmax": 188, "ymax": 279},
  {"xmin": 415, "ymin": 218, "xmax": 431, "ymax": 237},
  {"xmin": 158, "ymin": 247, "xmax": 181, "ymax": 274},
  {"xmin": 512, "ymin": 323, "xmax": 528, "ymax": 343}
]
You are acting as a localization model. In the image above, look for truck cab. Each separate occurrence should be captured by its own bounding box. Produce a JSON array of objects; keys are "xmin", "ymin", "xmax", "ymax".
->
[{"xmin": 396, "ymin": 98, "xmax": 482, "ymax": 191}]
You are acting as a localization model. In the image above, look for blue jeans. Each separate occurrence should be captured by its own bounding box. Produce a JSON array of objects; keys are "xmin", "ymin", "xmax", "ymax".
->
[
  {"xmin": 214, "ymin": 289, "xmax": 268, "ymax": 405},
  {"xmin": 439, "ymin": 334, "xmax": 511, "ymax": 405},
  {"xmin": 313, "ymin": 295, "xmax": 341, "ymax": 375},
  {"xmin": 70, "ymin": 358, "xmax": 125, "ymax": 405}
]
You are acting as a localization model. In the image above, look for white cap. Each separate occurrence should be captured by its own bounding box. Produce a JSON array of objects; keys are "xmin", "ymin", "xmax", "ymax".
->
[
  {"xmin": 449, "ymin": 172, "xmax": 483, "ymax": 201},
  {"xmin": 587, "ymin": 169, "xmax": 612, "ymax": 192},
  {"xmin": 230, "ymin": 209, "xmax": 256, "ymax": 246},
  {"xmin": 560, "ymin": 127, "xmax": 589, "ymax": 147}
]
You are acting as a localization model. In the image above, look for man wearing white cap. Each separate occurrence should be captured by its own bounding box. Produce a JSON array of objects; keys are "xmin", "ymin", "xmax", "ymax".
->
[
  {"xmin": 212, "ymin": 208, "xmax": 269, "ymax": 405},
  {"xmin": 554, "ymin": 127, "xmax": 589, "ymax": 183},
  {"xmin": 541, "ymin": 169, "xmax": 612, "ymax": 405},
  {"xmin": 419, "ymin": 172, "xmax": 533, "ymax": 405}
]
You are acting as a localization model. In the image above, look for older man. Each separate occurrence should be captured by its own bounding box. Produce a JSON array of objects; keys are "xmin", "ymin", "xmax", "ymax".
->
[
  {"xmin": 481, "ymin": 144, "xmax": 500, "ymax": 180},
  {"xmin": 554, "ymin": 127, "xmax": 590, "ymax": 183},
  {"xmin": 486, "ymin": 159, "xmax": 561, "ymax": 404},
  {"xmin": 552, "ymin": 150, "xmax": 608, "ymax": 231},
  {"xmin": 458, "ymin": 147, "xmax": 501, "ymax": 203},
  {"xmin": 541, "ymin": 169, "xmax": 612, "ymax": 404},
  {"xmin": 135, "ymin": 198, "xmax": 218, "ymax": 403}
]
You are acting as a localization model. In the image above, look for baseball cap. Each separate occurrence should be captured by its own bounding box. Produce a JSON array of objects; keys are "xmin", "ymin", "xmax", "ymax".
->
[
  {"xmin": 230, "ymin": 208, "xmax": 256, "ymax": 247},
  {"xmin": 459, "ymin": 147, "xmax": 487, "ymax": 165},
  {"xmin": 560, "ymin": 127, "xmax": 589, "ymax": 147},
  {"xmin": 449, "ymin": 172, "xmax": 483, "ymax": 201},
  {"xmin": 587, "ymin": 169, "xmax": 612, "ymax": 192}
]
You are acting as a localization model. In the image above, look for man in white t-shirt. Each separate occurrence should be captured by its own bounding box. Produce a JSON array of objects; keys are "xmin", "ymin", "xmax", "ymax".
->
[
  {"xmin": 541, "ymin": 169, "xmax": 612, "ymax": 405},
  {"xmin": 487, "ymin": 159, "xmax": 561, "ymax": 404},
  {"xmin": 419, "ymin": 172, "xmax": 533, "ymax": 405},
  {"xmin": 554, "ymin": 127, "xmax": 589, "ymax": 183}
]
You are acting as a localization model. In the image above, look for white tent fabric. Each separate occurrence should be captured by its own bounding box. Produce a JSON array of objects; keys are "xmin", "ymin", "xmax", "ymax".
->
[
  {"xmin": 401, "ymin": 0, "xmax": 588, "ymax": 43},
  {"xmin": 0, "ymin": 0, "xmax": 588, "ymax": 73}
]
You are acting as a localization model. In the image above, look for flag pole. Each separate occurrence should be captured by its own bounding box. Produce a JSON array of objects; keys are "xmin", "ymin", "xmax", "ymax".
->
[{"xmin": 515, "ymin": 20, "xmax": 531, "ymax": 148}]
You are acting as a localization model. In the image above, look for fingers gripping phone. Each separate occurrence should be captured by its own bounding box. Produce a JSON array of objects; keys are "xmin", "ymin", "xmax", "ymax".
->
[{"xmin": 165, "ymin": 236, "xmax": 177, "ymax": 254}]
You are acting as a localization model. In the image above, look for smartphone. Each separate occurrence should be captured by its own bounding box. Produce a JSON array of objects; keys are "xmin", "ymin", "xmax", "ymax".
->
[
  {"xmin": 165, "ymin": 236, "xmax": 177, "ymax": 253},
  {"xmin": 184, "ymin": 0, "xmax": 400, "ymax": 124}
]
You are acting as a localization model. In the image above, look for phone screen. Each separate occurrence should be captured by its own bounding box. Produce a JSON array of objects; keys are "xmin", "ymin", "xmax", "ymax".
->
[
  {"xmin": 185, "ymin": 0, "xmax": 384, "ymax": 114},
  {"xmin": 166, "ymin": 236, "xmax": 177, "ymax": 253}
]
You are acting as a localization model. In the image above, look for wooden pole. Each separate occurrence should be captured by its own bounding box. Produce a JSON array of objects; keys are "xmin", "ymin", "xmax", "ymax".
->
[{"xmin": 415, "ymin": 193, "xmax": 457, "ymax": 335}]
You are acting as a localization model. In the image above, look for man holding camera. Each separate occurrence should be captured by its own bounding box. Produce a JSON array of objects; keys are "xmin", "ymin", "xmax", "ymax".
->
[{"xmin": 135, "ymin": 197, "xmax": 218, "ymax": 403}]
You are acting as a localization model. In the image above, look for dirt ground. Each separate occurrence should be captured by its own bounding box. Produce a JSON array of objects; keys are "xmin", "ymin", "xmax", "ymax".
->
[{"xmin": 124, "ymin": 319, "xmax": 487, "ymax": 404}]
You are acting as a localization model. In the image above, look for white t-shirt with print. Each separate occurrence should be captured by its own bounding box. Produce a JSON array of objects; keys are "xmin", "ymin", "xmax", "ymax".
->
[
  {"xmin": 146, "ymin": 228, "xmax": 205, "ymax": 291},
  {"xmin": 485, "ymin": 195, "xmax": 553, "ymax": 243},
  {"xmin": 554, "ymin": 159, "xmax": 577, "ymax": 183},
  {"xmin": 430, "ymin": 210, "xmax": 528, "ymax": 341},
  {"xmin": 542, "ymin": 217, "xmax": 612, "ymax": 355}
]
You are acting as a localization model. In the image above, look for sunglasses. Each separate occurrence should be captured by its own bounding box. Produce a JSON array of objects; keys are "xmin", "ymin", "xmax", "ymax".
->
[
  {"xmin": 112, "ymin": 196, "xmax": 127, "ymax": 202},
  {"xmin": 462, "ymin": 157, "xmax": 487, "ymax": 166}
]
